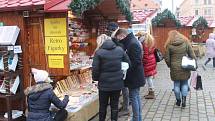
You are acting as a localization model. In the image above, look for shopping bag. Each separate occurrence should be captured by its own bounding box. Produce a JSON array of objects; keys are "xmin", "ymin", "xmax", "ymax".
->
[
  {"xmin": 196, "ymin": 74, "xmax": 203, "ymax": 90},
  {"xmin": 190, "ymin": 71, "xmax": 198, "ymax": 89},
  {"xmin": 154, "ymin": 48, "xmax": 163, "ymax": 62},
  {"xmin": 181, "ymin": 56, "xmax": 197, "ymax": 71}
]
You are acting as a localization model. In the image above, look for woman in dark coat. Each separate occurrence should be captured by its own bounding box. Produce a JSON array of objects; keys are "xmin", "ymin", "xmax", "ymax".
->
[
  {"xmin": 25, "ymin": 68, "xmax": 69, "ymax": 121},
  {"xmin": 164, "ymin": 30, "xmax": 196, "ymax": 108},
  {"xmin": 92, "ymin": 34, "xmax": 130, "ymax": 121}
]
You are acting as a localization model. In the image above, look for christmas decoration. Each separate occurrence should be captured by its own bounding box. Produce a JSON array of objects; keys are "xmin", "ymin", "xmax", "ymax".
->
[
  {"xmin": 69, "ymin": 0, "xmax": 133, "ymax": 22},
  {"xmin": 191, "ymin": 17, "xmax": 208, "ymax": 42},
  {"xmin": 152, "ymin": 9, "xmax": 181, "ymax": 27}
]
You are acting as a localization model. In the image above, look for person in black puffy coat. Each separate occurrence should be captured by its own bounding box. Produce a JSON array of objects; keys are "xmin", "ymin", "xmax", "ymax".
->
[
  {"xmin": 115, "ymin": 29, "xmax": 145, "ymax": 121},
  {"xmin": 25, "ymin": 68, "xmax": 69, "ymax": 121},
  {"xmin": 92, "ymin": 34, "xmax": 130, "ymax": 121}
]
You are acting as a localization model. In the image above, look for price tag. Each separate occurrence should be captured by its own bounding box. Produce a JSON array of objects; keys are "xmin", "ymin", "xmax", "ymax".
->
[{"xmin": 14, "ymin": 46, "xmax": 22, "ymax": 53}]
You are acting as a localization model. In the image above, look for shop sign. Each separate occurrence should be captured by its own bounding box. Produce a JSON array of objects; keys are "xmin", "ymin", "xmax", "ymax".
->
[
  {"xmin": 45, "ymin": 37, "xmax": 67, "ymax": 54},
  {"xmin": 48, "ymin": 55, "xmax": 64, "ymax": 68},
  {"xmin": 44, "ymin": 18, "xmax": 67, "ymax": 37},
  {"xmin": 44, "ymin": 18, "xmax": 67, "ymax": 55}
]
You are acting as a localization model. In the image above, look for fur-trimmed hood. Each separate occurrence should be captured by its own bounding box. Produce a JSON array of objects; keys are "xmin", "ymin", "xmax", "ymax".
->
[{"xmin": 25, "ymin": 82, "xmax": 52, "ymax": 101}]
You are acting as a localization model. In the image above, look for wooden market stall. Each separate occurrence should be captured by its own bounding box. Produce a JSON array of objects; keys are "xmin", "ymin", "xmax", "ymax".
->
[{"xmin": 0, "ymin": 0, "xmax": 132, "ymax": 120}]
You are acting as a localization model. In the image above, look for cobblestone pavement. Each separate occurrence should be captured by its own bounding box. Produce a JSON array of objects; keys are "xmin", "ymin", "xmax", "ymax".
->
[{"xmin": 91, "ymin": 58, "xmax": 215, "ymax": 121}]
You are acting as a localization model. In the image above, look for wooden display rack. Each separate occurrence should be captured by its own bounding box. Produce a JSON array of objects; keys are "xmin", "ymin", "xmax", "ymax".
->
[{"xmin": 0, "ymin": 46, "xmax": 25, "ymax": 121}]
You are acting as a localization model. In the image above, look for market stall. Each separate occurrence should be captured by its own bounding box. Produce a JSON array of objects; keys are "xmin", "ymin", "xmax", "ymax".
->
[{"xmin": 0, "ymin": 0, "xmax": 132, "ymax": 120}]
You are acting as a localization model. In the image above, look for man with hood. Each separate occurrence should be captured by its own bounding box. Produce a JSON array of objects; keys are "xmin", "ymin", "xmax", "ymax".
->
[{"xmin": 25, "ymin": 68, "xmax": 69, "ymax": 121}]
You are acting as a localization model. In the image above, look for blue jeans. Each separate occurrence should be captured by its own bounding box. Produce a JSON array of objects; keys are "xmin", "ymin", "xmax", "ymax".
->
[
  {"xmin": 174, "ymin": 80, "xmax": 189, "ymax": 100},
  {"xmin": 129, "ymin": 88, "xmax": 142, "ymax": 121}
]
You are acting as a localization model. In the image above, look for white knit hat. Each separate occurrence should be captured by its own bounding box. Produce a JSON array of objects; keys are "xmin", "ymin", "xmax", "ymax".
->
[{"xmin": 31, "ymin": 68, "xmax": 49, "ymax": 83}]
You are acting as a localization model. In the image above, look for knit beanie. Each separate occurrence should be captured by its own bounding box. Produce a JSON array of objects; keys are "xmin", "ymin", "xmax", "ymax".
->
[{"xmin": 31, "ymin": 68, "xmax": 49, "ymax": 83}]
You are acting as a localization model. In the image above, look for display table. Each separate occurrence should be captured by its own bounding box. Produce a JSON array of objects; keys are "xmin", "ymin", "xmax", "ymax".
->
[{"xmin": 66, "ymin": 95, "xmax": 99, "ymax": 121}]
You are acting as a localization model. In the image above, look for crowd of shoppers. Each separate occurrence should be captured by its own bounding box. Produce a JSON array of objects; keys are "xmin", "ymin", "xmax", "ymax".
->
[{"xmin": 26, "ymin": 22, "xmax": 199, "ymax": 121}]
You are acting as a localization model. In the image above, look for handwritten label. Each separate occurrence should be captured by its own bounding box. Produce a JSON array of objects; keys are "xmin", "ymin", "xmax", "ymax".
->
[
  {"xmin": 48, "ymin": 55, "xmax": 64, "ymax": 68},
  {"xmin": 44, "ymin": 18, "xmax": 67, "ymax": 37}
]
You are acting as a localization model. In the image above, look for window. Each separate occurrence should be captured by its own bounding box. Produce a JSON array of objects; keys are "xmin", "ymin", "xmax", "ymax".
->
[
  {"xmin": 195, "ymin": 0, "xmax": 199, "ymax": 5},
  {"xmin": 204, "ymin": 8, "xmax": 212, "ymax": 15},
  {"xmin": 195, "ymin": 10, "xmax": 199, "ymax": 15},
  {"xmin": 208, "ymin": 0, "xmax": 212, "ymax": 4},
  {"xmin": 204, "ymin": 0, "xmax": 212, "ymax": 5}
]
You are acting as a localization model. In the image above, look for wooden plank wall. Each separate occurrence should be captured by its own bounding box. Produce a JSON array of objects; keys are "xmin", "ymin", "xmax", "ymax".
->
[{"xmin": 153, "ymin": 27, "xmax": 213, "ymax": 54}]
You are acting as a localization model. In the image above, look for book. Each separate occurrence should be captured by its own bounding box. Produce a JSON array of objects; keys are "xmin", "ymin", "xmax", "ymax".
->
[
  {"xmin": 0, "ymin": 76, "xmax": 20, "ymax": 94},
  {"xmin": 0, "ymin": 26, "xmax": 20, "ymax": 45}
]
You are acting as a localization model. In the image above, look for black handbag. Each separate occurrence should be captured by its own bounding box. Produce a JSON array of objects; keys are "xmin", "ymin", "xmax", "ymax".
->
[{"xmin": 154, "ymin": 48, "xmax": 163, "ymax": 62}]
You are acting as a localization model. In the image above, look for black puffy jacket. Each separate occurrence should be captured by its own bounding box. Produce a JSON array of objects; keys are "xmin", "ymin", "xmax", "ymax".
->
[
  {"xmin": 92, "ymin": 40, "xmax": 130, "ymax": 91},
  {"xmin": 120, "ymin": 33, "xmax": 145, "ymax": 89}
]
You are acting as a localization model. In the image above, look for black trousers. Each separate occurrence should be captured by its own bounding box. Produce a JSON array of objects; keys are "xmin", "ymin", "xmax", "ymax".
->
[
  {"xmin": 204, "ymin": 58, "xmax": 215, "ymax": 67},
  {"xmin": 99, "ymin": 90, "xmax": 121, "ymax": 121}
]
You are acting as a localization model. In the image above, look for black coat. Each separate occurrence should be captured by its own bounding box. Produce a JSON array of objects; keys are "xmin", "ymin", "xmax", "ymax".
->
[
  {"xmin": 92, "ymin": 40, "xmax": 130, "ymax": 91},
  {"xmin": 120, "ymin": 33, "xmax": 145, "ymax": 89},
  {"xmin": 25, "ymin": 83, "xmax": 69, "ymax": 121}
]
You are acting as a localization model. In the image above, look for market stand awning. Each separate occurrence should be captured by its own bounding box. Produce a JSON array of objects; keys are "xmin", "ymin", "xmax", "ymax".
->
[
  {"xmin": 70, "ymin": 0, "xmax": 132, "ymax": 22},
  {"xmin": 179, "ymin": 16, "xmax": 215, "ymax": 28},
  {"xmin": 0, "ymin": 0, "xmax": 45, "ymax": 11},
  {"xmin": 118, "ymin": 9, "xmax": 157, "ymax": 23},
  {"xmin": 44, "ymin": 0, "xmax": 71, "ymax": 12}
]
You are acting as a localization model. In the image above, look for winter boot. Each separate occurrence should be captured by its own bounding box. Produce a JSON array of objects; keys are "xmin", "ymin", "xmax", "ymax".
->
[
  {"xmin": 175, "ymin": 99, "xmax": 181, "ymax": 106},
  {"xmin": 145, "ymin": 91, "xmax": 155, "ymax": 99},
  {"xmin": 182, "ymin": 96, "xmax": 186, "ymax": 108}
]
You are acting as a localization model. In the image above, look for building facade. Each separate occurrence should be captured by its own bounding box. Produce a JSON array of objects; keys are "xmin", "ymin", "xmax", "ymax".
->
[{"xmin": 179, "ymin": 0, "xmax": 215, "ymax": 19}]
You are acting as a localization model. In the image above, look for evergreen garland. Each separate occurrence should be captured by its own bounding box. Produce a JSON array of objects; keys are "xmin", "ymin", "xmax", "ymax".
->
[
  {"xmin": 69, "ymin": 0, "xmax": 133, "ymax": 22},
  {"xmin": 192, "ymin": 16, "xmax": 208, "ymax": 28},
  {"xmin": 152, "ymin": 9, "xmax": 181, "ymax": 27},
  {"xmin": 115, "ymin": 0, "xmax": 133, "ymax": 22}
]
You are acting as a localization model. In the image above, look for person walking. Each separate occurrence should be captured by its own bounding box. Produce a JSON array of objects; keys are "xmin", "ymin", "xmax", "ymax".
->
[
  {"xmin": 136, "ymin": 32, "xmax": 157, "ymax": 99},
  {"xmin": 115, "ymin": 29, "xmax": 145, "ymax": 121},
  {"xmin": 25, "ymin": 68, "xmax": 69, "ymax": 121},
  {"xmin": 203, "ymin": 33, "xmax": 215, "ymax": 70},
  {"xmin": 164, "ymin": 30, "xmax": 196, "ymax": 108},
  {"xmin": 106, "ymin": 22, "xmax": 130, "ymax": 114},
  {"xmin": 92, "ymin": 34, "xmax": 130, "ymax": 121}
]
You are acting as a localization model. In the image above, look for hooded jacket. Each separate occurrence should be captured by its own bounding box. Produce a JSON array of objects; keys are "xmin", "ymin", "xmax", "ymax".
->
[
  {"xmin": 120, "ymin": 33, "xmax": 145, "ymax": 89},
  {"xmin": 164, "ymin": 37, "xmax": 196, "ymax": 81},
  {"xmin": 142, "ymin": 44, "xmax": 157, "ymax": 77},
  {"xmin": 25, "ymin": 82, "xmax": 69, "ymax": 121},
  {"xmin": 206, "ymin": 33, "xmax": 215, "ymax": 58},
  {"xmin": 92, "ymin": 40, "xmax": 130, "ymax": 91}
]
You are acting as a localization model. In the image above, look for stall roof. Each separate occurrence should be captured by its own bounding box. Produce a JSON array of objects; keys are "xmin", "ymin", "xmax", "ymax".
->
[
  {"xmin": 0, "ymin": 0, "xmax": 45, "ymax": 11},
  {"xmin": 118, "ymin": 9, "xmax": 157, "ymax": 23},
  {"xmin": 44, "ymin": 0, "xmax": 71, "ymax": 12},
  {"xmin": 179, "ymin": 16, "xmax": 215, "ymax": 28}
]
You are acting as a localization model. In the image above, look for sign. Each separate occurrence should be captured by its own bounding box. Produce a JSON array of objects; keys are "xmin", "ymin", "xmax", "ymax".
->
[
  {"xmin": 45, "ymin": 37, "xmax": 67, "ymax": 54},
  {"xmin": 48, "ymin": 55, "xmax": 64, "ymax": 68},
  {"xmin": 44, "ymin": 18, "xmax": 67, "ymax": 37},
  {"xmin": 0, "ymin": 22, "xmax": 3, "ymax": 26},
  {"xmin": 44, "ymin": 18, "xmax": 67, "ymax": 55}
]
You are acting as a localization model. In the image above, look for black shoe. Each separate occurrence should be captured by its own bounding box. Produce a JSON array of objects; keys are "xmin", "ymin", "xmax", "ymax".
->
[
  {"xmin": 176, "ymin": 100, "xmax": 181, "ymax": 106},
  {"xmin": 182, "ymin": 96, "xmax": 186, "ymax": 108}
]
